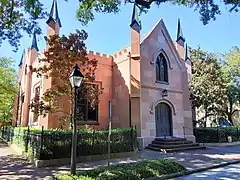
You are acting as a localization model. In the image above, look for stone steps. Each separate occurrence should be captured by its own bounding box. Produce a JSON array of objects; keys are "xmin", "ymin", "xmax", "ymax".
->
[
  {"xmin": 152, "ymin": 140, "xmax": 193, "ymax": 145},
  {"xmin": 146, "ymin": 137, "xmax": 206, "ymax": 153},
  {"xmin": 149, "ymin": 142, "xmax": 200, "ymax": 149}
]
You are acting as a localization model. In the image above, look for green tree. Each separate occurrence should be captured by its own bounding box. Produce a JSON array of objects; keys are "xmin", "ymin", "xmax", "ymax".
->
[
  {"xmin": 220, "ymin": 46, "xmax": 240, "ymax": 125},
  {"xmin": 191, "ymin": 47, "xmax": 240, "ymax": 126},
  {"xmin": 190, "ymin": 47, "xmax": 227, "ymax": 127},
  {"xmin": 0, "ymin": 57, "xmax": 17, "ymax": 123}
]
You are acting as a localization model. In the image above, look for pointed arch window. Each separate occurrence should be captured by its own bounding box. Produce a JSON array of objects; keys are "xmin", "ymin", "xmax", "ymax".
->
[{"xmin": 156, "ymin": 53, "xmax": 168, "ymax": 83}]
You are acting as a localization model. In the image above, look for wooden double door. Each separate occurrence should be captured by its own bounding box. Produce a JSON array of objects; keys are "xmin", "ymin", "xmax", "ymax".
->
[{"xmin": 155, "ymin": 103, "xmax": 172, "ymax": 137}]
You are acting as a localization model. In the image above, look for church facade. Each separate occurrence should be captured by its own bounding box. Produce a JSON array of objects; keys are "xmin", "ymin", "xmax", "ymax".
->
[{"xmin": 13, "ymin": 0, "xmax": 195, "ymax": 149}]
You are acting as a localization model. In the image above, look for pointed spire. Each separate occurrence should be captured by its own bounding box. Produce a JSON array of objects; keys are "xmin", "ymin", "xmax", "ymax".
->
[
  {"xmin": 177, "ymin": 19, "xmax": 185, "ymax": 43},
  {"xmin": 46, "ymin": 0, "xmax": 62, "ymax": 27},
  {"xmin": 130, "ymin": 3, "xmax": 141, "ymax": 30},
  {"xmin": 185, "ymin": 43, "xmax": 191, "ymax": 61},
  {"xmin": 31, "ymin": 31, "xmax": 39, "ymax": 51},
  {"xmin": 18, "ymin": 50, "xmax": 25, "ymax": 67}
]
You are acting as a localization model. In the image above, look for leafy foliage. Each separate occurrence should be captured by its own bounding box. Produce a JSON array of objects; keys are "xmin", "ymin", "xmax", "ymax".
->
[
  {"xmin": 54, "ymin": 159, "xmax": 185, "ymax": 180},
  {"xmin": 1, "ymin": 126, "xmax": 137, "ymax": 160},
  {"xmin": 76, "ymin": 0, "xmax": 121, "ymax": 26},
  {"xmin": 221, "ymin": 46, "xmax": 240, "ymax": 124},
  {"xmin": 30, "ymin": 30, "xmax": 101, "ymax": 128},
  {"xmin": 194, "ymin": 127, "xmax": 240, "ymax": 143},
  {"xmin": 223, "ymin": 46, "xmax": 240, "ymax": 85},
  {"xmin": 76, "ymin": 0, "xmax": 240, "ymax": 25},
  {"xmin": 0, "ymin": 0, "xmax": 47, "ymax": 51},
  {"xmin": 190, "ymin": 47, "xmax": 240, "ymax": 126},
  {"xmin": 2, "ymin": 0, "xmax": 240, "ymax": 50},
  {"xmin": 190, "ymin": 48, "xmax": 227, "ymax": 126},
  {"xmin": 0, "ymin": 57, "xmax": 17, "ymax": 123}
]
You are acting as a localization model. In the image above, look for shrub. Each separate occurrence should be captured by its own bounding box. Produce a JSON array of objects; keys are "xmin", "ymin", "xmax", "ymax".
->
[
  {"xmin": 54, "ymin": 159, "xmax": 186, "ymax": 180},
  {"xmin": 194, "ymin": 127, "xmax": 240, "ymax": 143},
  {"xmin": 1, "ymin": 126, "xmax": 137, "ymax": 160}
]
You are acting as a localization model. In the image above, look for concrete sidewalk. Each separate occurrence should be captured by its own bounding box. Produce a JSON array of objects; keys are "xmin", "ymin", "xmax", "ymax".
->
[
  {"xmin": 0, "ymin": 140, "xmax": 56, "ymax": 180},
  {"xmin": 0, "ymin": 139, "xmax": 240, "ymax": 179},
  {"xmin": 58, "ymin": 144, "xmax": 240, "ymax": 172}
]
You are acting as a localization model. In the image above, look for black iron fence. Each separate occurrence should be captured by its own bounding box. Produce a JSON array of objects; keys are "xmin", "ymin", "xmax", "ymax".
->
[
  {"xmin": 0, "ymin": 126, "xmax": 137, "ymax": 160},
  {"xmin": 194, "ymin": 127, "xmax": 240, "ymax": 143}
]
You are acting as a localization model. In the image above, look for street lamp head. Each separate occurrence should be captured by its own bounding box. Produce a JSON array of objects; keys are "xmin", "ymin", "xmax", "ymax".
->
[
  {"xmin": 162, "ymin": 89, "xmax": 168, "ymax": 97},
  {"xmin": 135, "ymin": 0, "xmax": 153, "ymax": 8},
  {"xmin": 69, "ymin": 64, "xmax": 84, "ymax": 88}
]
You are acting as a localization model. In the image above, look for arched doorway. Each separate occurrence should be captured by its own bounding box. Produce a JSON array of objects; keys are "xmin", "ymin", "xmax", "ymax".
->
[{"xmin": 155, "ymin": 103, "xmax": 172, "ymax": 137}]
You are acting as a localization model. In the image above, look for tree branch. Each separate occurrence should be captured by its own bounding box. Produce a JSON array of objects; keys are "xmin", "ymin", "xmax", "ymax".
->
[
  {"xmin": 231, "ymin": 109, "xmax": 240, "ymax": 115},
  {"xmin": 8, "ymin": 0, "xmax": 14, "ymax": 28}
]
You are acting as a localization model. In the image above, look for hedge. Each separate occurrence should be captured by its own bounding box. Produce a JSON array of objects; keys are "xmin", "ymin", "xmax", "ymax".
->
[
  {"xmin": 194, "ymin": 127, "xmax": 240, "ymax": 143},
  {"xmin": 1, "ymin": 126, "xmax": 137, "ymax": 160},
  {"xmin": 54, "ymin": 159, "xmax": 186, "ymax": 180}
]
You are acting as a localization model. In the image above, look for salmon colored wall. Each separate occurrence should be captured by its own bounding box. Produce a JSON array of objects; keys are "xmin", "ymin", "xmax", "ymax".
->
[
  {"xmin": 131, "ymin": 58, "xmax": 140, "ymax": 95},
  {"xmin": 176, "ymin": 42, "xmax": 185, "ymax": 60},
  {"xmin": 112, "ymin": 48, "xmax": 131, "ymax": 128},
  {"xmin": 39, "ymin": 51, "xmax": 113, "ymax": 130},
  {"xmin": 130, "ymin": 21, "xmax": 141, "ymax": 95},
  {"xmin": 86, "ymin": 52, "xmax": 113, "ymax": 129},
  {"xmin": 40, "ymin": 21, "xmax": 61, "ymax": 129},
  {"xmin": 131, "ymin": 97, "xmax": 141, "ymax": 136}
]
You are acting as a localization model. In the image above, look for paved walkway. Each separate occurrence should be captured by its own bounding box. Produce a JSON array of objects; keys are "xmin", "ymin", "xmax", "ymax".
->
[
  {"xmin": 58, "ymin": 144, "xmax": 240, "ymax": 171},
  {"xmin": 178, "ymin": 163, "xmax": 240, "ymax": 179},
  {"xmin": 0, "ymin": 139, "xmax": 240, "ymax": 179},
  {"xmin": 0, "ymin": 140, "xmax": 56, "ymax": 180}
]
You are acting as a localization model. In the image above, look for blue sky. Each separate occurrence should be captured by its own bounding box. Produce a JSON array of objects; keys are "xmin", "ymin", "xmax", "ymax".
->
[{"xmin": 1, "ymin": 0, "xmax": 239, "ymax": 67}]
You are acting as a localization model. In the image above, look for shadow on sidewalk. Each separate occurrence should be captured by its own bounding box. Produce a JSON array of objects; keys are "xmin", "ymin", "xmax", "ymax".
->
[
  {"xmin": 0, "ymin": 155, "xmax": 56, "ymax": 179},
  {"xmin": 0, "ymin": 140, "xmax": 56, "ymax": 180},
  {"xmin": 0, "ymin": 140, "xmax": 8, "ymax": 148}
]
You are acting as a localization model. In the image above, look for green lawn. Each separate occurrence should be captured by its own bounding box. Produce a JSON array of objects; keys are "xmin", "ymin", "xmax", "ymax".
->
[{"xmin": 54, "ymin": 159, "xmax": 186, "ymax": 180}]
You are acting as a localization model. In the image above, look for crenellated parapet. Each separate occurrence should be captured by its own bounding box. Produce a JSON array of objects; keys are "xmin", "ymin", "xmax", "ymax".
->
[
  {"xmin": 87, "ymin": 50, "xmax": 112, "ymax": 59},
  {"xmin": 112, "ymin": 47, "xmax": 130, "ymax": 59}
]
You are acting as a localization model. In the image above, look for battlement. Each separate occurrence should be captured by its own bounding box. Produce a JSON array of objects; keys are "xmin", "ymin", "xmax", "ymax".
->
[
  {"xmin": 112, "ymin": 47, "xmax": 130, "ymax": 58},
  {"xmin": 87, "ymin": 51, "xmax": 112, "ymax": 59}
]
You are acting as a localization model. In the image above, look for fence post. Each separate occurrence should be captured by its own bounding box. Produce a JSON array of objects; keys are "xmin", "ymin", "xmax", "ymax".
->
[
  {"xmin": 7, "ymin": 127, "xmax": 10, "ymax": 141},
  {"xmin": 18, "ymin": 127, "xmax": 21, "ymax": 144},
  {"xmin": 25, "ymin": 126, "xmax": 30, "ymax": 152},
  {"xmin": 1, "ymin": 126, "xmax": 4, "ymax": 138},
  {"xmin": 92, "ymin": 128, "xmax": 95, "ymax": 150},
  {"xmin": 183, "ymin": 126, "xmax": 186, "ymax": 139},
  {"xmin": 131, "ymin": 126, "xmax": 134, "ymax": 151},
  {"xmin": 134, "ymin": 125, "xmax": 137, "ymax": 149},
  {"xmin": 237, "ymin": 127, "xmax": 239, "ymax": 141},
  {"xmin": 39, "ymin": 126, "xmax": 44, "ymax": 159},
  {"xmin": 107, "ymin": 101, "xmax": 112, "ymax": 167},
  {"xmin": 217, "ymin": 127, "xmax": 219, "ymax": 143}
]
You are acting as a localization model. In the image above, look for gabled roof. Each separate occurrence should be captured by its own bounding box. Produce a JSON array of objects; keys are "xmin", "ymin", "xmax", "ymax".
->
[
  {"xmin": 46, "ymin": 0, "xmax": 62, "ymax": 27},
  {"xmin": 141, "ymin": 19, "xmax": 183, "ymax": 69}
]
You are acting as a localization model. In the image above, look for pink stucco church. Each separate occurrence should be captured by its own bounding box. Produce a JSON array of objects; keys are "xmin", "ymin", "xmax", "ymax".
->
[{"xmin": 13, "ymin": 0, "xmax": 196, "ymax": 149}]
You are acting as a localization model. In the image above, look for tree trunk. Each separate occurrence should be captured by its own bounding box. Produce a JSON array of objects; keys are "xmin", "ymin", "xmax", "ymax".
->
[
  {"xmin": 228, "ymin": 100, "xmax": 234, "ymax": 126},
  {"xmin": 228, "ymin": 113, "xmax": 233, "ymax": 126}
]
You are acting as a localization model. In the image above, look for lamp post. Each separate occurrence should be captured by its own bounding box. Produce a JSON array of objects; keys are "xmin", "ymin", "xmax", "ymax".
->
[{"xmin": 69, "ymin": 64, "xmax": 84, "ymax": 175}]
